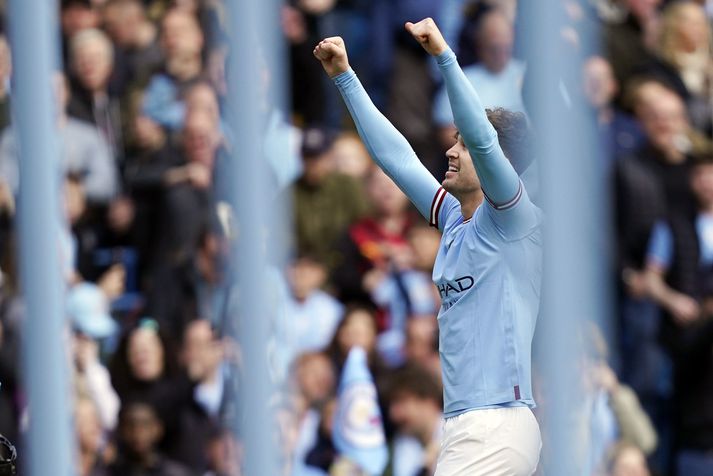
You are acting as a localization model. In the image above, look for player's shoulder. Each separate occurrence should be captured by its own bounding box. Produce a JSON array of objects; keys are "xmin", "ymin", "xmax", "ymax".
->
[{"xmin": 438, "ymin": 192, "xmax": 463, "ymax": 232}]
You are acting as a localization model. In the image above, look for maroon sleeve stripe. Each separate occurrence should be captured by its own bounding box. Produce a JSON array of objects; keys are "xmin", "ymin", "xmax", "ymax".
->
[{"xmin": 430, "ymin": 187, "xmax": 447, "ymax": 228}]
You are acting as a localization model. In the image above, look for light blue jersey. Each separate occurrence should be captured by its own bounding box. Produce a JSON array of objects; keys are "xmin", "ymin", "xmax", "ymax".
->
[{"xmin": 333, "ymin": 48, "xmax": 542, "ymax": 418}]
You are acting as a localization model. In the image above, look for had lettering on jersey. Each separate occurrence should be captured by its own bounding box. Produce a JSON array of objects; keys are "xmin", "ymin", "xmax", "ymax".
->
[{"xmin": 437, "ymin": 275, "xmax": 474, "ymax": 310}]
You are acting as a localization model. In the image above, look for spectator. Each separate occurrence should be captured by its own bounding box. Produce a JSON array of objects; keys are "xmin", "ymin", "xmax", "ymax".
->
[
  {"xmin": 291, "ymin": 126, "xmax": 368, "ymax": 271},
  {"xmin": 644, "ymin": 157, "xmax": 713, "ymax": 476},
  {"xmin": 282, "ymin": 255, "xmax": 344, "ymax": 367},
  {"xmin": 108, "ymin": 400, "xmax": 192, "ymax": 476},
  {"xmin": 614, "ymin": 79, "xmax": 695, "ymax": 472},
  {"xmin": 384, "ymin": 365, "xmax": 443, "ymax": 476},
  {"xmin": 0, "ymin": 73, "xmax": 118, "ymax": 205},
  {"xmin": 332, "ymin": 168, "xmax": 438, "ymax": 364},
  {"xmin": 616, "ymin": 80, "xmax": 697, "ymax": 294},
  {"xmin": 168, "ymin": 319, "xmax": 229, "ymax": 472},
  {"xmin": 331, "ymin": 133, "xmax": 371, "ymax": 180},
  {"xmin": 146, "ymin": 107, "xmax": 224, "ymax": 337},
  {"xmin": 433, "ymin": 6, "xmax": 526, "ymax": 151},
  {"xmin": 403, "ymin": 316, "xmax": 440, "ymax": 379},
  {"xmin": 67, "ymin": 28, "xmax": 125, "ymax": 160},
  {"xmin": 325, "ymin": 305, "xmax": 384, "ymax": 380},
  {"xmin": 581, "ymin": 323, "xmax": 657, "ymax": 474},
  {"xmin": 142, "ymin": 8, "xmax": 205, "ymax": 132},
  {"xmin": 75, "ymin": 397, "xmax": 112, "ymax": 476},
  {"xmin": 332, "ymin": 168, "xmax": 414, "ymax": 310},
  {"xmin": 68, "ymin": 282, "xmax": 121, "ymax": 432},
  {"xmin": 0, "ymin": 35, "xmax": 12, "ymax": 133},
  {"xmin": 109, "ymin": 319, "xmax": 190, "ymax": 451},
  {"xmin": 61, "ymin": 0, "xmax": 102, "ymax": 61},
  {"xmin": 282, "ymin": 3, "xmax": 328, "ymax": 125},
  {"xmin": 0, "ymin": 262, "xmax": 21, "ymax": 445},
  {"xmin": 603, "ymin": 0, "xmax": 661, "ymax": 94},
  {"xmin": 203, "ymin": 428, "xmax": 242, "ymax": 476},
  {"xmin": 650, "ymin": 0, "xmax": 713, "ymax": 136},
  {"xmin": 290, "ymin": 352, "xmax": 336, "ymax": 476},
  {"xmin": 103, "ymin": 0, "xmax": 163, "ymax": 86},
  {"xmin": 582, "ymin": 55, "xmax": 645, "ymax": 165}
]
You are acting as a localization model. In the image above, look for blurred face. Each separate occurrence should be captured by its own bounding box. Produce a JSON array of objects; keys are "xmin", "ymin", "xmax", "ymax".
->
[
  {"xmin": 186, "ymin": 84, "xmax": 220, "ymax": 125},
  {"xmin": 183, "ymin": 320, "xmax": 223, "ymax": 382},
  {"xmin": 691, "ymin": 164, "xmax": 713, "ymax": 208},
  {"xmin": 288, "ymin": 258, "xmax": 326, "ymax": 301},
  {"xmin": 583, "ymin": 57, "xmax": 617, "ymax": 109},
  {"xmin": 103, "ymin": 2, "xmax": 142, "ymax": 47},
  {"xmin": 64, "ymin": 179, "xmax": 87, "ymax": 225},
  {"xmin": 183, "ymin": 111, "xmax": 220, "ymax": 167},
  {"xmin": 443, "ymin": 135, "xmax": 481, "ymax": 196},
  {"xmin": 612, "ymin": 446, "xmax": 650, "ymax": 476},
  {"xmin": 635, "ymin": 85, "xmax": 688, "ymax": 154},
  {"xmin": 296, "ymin": 354, "xmax": 335, "ymax": 405},
  {"xmin": 127, "ymin": 328, "xmax": 165, "ymax": 381},
  {"xmin": 405, "ymin": 317, "xmax": 437, "ymax": 363},
  {"xmin": 408, "ymin": 227, "xmax": 440, "ymax": 272},
  {"xmin": 625, "ymin": 0, "xmax": 662, "ymax": 20},
  {"xmin": 206, "ymin": 432, "xmax": 242, "ymax": 476},
  {"xmin": 389, "ymin": 392, "xmax": 429, "ymax": 436},
  {"xmin": 161, "ymin": 10, "xmax": 204, "ymax": 59},
  {"xmin": 302, "ymin": 152, "xmax": 334, "ymax": 185},
  {"xmin": 338, "ymin": 310, "xmax": 377, "ymax": 354},
  {"xmin": 75, "ymin": 399, "xmax": 102, "ymax": 454},
  {"xmin": 674, "ymin": 4, "xmax": 709, "ymax": 52},
  {"xmin": 72, "ymin": 36, "xmax": 113, "ymax": 92},
  {"xmin": 478, "ymin": 13, "xmax": 514, "ymax": 74},
  {"xmin": 120, "ymin": 404, "xmax": 162, "ymax": 457},
  {"xmin": 332, "ymin": 135, "xmax": 371, "ymax": 179},
  {"xmin": 366, "ymin": 169, "xmax": 409, "ymax": 217},
  {"xmin": 0, "ymin": 37, "xmax": 12, "ymax": 84},
  {"xmin": 61, "ymin": 4, "xmax": 101, "ymax": 38}
]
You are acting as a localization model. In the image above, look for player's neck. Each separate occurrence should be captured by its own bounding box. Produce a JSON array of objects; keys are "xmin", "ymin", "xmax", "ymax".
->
[{"xmin": 457, "ymin": 190, "xmax": 483, "ymax": 220}]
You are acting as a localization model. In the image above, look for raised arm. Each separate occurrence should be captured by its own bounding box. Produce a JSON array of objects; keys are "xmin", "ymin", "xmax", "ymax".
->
[
  {"xmin": 313, "ymin": 37, "xmax": 443, "ymax": 225},
  {"xmin": 406, "ymin": 18, "xmax": 520, "ymax": 207}
]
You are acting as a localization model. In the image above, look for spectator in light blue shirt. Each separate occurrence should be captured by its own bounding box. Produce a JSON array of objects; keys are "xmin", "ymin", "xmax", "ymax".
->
[{"xmin": 433, "ymin": 7, "xmax": 526, "ymax": 151}]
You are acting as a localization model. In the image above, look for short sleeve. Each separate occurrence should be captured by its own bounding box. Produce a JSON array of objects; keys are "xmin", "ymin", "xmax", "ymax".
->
[{"xmin": 646, "ymin": 221, "xmax": 673, "ymax": 270}]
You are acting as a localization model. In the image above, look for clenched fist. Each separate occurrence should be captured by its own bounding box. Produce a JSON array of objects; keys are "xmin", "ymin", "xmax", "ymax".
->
[
  {"xmin": 405, "ymin": 18, "xmax": 449, "ymax": 57},
  {"xmin": 313, "ymin": 36, "xmax": 350, "ymax": 78}
]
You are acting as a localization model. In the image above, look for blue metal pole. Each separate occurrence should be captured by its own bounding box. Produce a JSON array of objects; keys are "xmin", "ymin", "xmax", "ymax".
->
[
  {"xmin": 7, "ymin": 0, "xmax": 73, "ymax": 475},
  {"xmin": 224, "ymin": 0, "xmax": 279, "ymax": 474},
  {"xmin": 520, "ymin": 2, "xmax": 607, "ymax": 474}
]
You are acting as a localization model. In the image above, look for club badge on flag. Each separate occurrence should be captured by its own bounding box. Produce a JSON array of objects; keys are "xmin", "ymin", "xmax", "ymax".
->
[{"xmin": 332, "ymin": 346, "xmax": 388, "ymax": 476}]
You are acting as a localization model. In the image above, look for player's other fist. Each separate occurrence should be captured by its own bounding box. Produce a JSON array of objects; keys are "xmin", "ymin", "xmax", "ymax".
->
[
  {"xmin": 313, "ymin": 37, "xmax": 350, "ymax": 78},
  {"xmin": 405, "ymin": 18, "xmax": 448, "ymax": 57}
]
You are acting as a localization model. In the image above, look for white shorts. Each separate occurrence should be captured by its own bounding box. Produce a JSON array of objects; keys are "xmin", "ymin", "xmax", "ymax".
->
[{"xmin": 434, "ymin": 407, "xmax": 542, "ymax": 476}]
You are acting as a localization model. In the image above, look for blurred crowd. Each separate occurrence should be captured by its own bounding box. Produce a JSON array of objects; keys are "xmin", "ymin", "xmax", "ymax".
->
[{"xmin": 0, "ymin": 0, "xmax": 711, "ymax": 475}]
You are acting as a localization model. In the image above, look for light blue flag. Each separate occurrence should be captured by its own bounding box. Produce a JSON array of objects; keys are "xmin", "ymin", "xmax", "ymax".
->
[{"xmin": 332, "ymin": 346, "xmax": 388, "ymax": 476}]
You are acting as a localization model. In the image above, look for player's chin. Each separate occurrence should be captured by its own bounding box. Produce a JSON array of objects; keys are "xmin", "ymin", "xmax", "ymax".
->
[{"xmin": 442, "ymin": 171, "xmax": 457, "ymax": 189}]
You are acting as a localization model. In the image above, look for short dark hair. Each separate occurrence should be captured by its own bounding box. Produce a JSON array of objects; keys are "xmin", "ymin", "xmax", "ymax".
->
[
  {"xmin": 486, "ymin": 108, "xmax": 533, "ymax": 174},
  {"xmin": 386, "ymin": 364, "xmax": 442, "ymax": 406}
]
